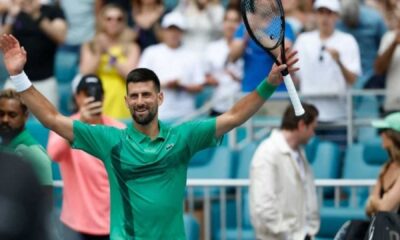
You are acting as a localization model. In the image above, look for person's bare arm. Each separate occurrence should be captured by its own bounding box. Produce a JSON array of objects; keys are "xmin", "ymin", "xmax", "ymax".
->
[
  {"xmin": 113, "ymin": 43, "xmax": 140, "ymax": 77},
  {"xmin": 38, "ymin": 17, "xmax": 67, "ymax": 44},
  {"xmin": 79, "ymin": 42, "xmax": 101, "ymax": 74},
  {"xmin": 370, "ymin": 176, "xmax": 400, "ymax": 212},
  {"xmin": 228, "ymin": 38, "xmax": 246, "ymax": 62},
  {"xmin": 215, "ymin": 48, "xmax": 299, "ymax": 138},
  {"xmin": 375, "ymin": 31, "xmax": 400, "ymax": 75},
  {"xmin": 0, "ymin": 34, "xmax": 73, "ymax": 141},
  {"xmin": 326, "ymin": 48, "xmax": 358, "ymax": 85}
]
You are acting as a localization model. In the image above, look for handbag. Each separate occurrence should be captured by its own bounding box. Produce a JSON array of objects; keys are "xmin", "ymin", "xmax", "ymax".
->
[
  {"xmin": 334, "ymin": 220, "xmax": 370, "ymax": 240},
  {"xmin": 364, "ymin": 211, "xmax": 400, "ymax": 240}
]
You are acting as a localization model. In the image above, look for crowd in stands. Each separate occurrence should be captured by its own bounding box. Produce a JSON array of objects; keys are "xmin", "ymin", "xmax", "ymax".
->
[{"xmin": 1, "ymin": 0, "xmax": 400, "ymax": 239}]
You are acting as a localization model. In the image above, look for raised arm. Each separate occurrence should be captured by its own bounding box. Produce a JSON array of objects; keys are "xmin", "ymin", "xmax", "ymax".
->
[
  {"xmin": 0, "ymin": 34, "xmax": 73, "ymax": 141},
  {"xmin": 215, "ymin": 48, "xmax": 299, "ymax": 138}
]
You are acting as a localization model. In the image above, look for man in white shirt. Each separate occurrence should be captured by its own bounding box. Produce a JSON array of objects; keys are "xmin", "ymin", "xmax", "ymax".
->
[
  {"xmin": 249, "ymin": 103, "xmax": 320, "ymax": 240},
  {"xmin": 138, "ymin": 11, "xmax": 205, "ymax": 122},
  {"xmin": 294, "ymin": 0, "xmax": 361, "ymax": 122}
]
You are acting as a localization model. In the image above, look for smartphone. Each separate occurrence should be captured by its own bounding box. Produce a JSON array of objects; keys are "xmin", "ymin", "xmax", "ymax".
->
[{"xmin": 86, "ymin": 83, "xmax": 103, "ymax": 102}]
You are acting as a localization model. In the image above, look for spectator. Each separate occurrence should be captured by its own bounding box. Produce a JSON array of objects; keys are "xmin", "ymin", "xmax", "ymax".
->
[
  {"xmin": 374, "ymin": 26, "xmax": 400, "ymax": 114},
  {"xmin": 0, "ymin": 151, "xmax": 50, "ymax": 240},
  {"xmin": 365, "ymin": 0, "xmax": 400, "ymax": 31},
  {"xmin": 0, "ymin": 89, "xmax": 53, "ymax": 206},
  {"xmin": 338, "ymin": 0, "xmax": 387, "ymax": 89},
  {"xmin": 80, "ymin": 3, "xmax": 140, "ymax": 119},
  {"xmin": 282, "ymin": 0, "xmax": 316, "ymax": 35},
  {"xmin": 203, "ymin": 7, "xmax": 243, "ymax": 116},
  {"xmin": 1, "ymin": 0, "xmax": 67, "ymax": 108},
  {"xmin": 131, "ymin": 0, "xmax": 167, "ymax": 51},
  {"xmin": 294, "ymin": 0, "xmax": 361, "ymax": 143},
  {"xmin": 249, "ymin": 103, "xmax": 320, "ymax": 240},
  {"xmin": 366, "ymin": 112, "xmax": 400, "ymax": 216},
  {"xmin": 138, "ymin": 11, "xmax": 205, "ymax": 122},
  {"xmin": 47, "ymin": 74, "xmax": 125, "ymax": 240},
  {"xmin": 176, "ymin": 0, "xmax": 224, "ymax": 57}
]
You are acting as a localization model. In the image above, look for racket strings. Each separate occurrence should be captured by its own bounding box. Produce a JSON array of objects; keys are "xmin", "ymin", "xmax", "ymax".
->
[{"xmin": 243, "ymin": 0, "xmax": 283, "ymax": 50}]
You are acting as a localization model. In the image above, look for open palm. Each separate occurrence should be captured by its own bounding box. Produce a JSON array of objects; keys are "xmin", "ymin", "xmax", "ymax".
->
[{"xmin": 0, "ymin": 35, "xmax": 27, "ymax": 76}]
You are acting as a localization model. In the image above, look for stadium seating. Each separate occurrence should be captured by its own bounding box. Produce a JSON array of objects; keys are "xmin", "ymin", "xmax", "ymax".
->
[{"xmin": 184, "ymin": 214, "xmax": 200, "ymax": 240}]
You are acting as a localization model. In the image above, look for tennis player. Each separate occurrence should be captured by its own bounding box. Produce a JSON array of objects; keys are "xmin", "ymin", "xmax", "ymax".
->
[{"xmin": 0, "ymin": 34, "xmax": 298, "ymax": 239}]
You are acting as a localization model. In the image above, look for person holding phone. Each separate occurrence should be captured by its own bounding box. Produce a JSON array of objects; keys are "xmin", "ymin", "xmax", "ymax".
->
[{"xmin": 47, "ymin": 74, "xmax": 125, "ymax": 240}]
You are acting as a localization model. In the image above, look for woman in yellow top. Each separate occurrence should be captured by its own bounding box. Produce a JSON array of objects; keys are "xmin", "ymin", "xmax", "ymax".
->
[{"xmin": 80, "ymin": 3, "xmax": 140, "ymax": 119}]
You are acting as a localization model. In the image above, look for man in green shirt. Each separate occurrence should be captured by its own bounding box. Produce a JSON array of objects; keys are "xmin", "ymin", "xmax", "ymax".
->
[
  {"xmin": 0, "ymin": 89, "xmax": 53, "ymax": 192},
  {"xmin": 0, "ymin": 34, "xmax": 299, "ymax": 239}
]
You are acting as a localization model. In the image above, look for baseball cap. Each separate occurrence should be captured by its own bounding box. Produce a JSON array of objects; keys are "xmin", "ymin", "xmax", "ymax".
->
[
  {"xmin": 161, "ymin": 11, "xmax": 187, "ymax": 30},
  {"xmin": 314, "ymin": 0, "xmax": 340, "ymax": 13},
  {"xmin": 371, "ymin": 112, "xmax": 400, "ymax": 132},
  {"xmin": 71, "ymin": 74, "xmax": 104, "ymax": 94}
]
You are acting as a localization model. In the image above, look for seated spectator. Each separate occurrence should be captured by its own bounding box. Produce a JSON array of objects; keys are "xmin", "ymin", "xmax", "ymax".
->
[
  {"xmin": 138, "ymin": 11, "xmax": 205, "ymax": 122},
  {"xmin": 1, "ymin": 0, "xmax": 67, "ymax": 108},
  {"xmin": 0, "ymin": 89, "xmax": 53, "ymax": 208},
  {"xmin": 47, "ymin": 74, "xmax": 125, "ymax": 240},
  {"xmin": 80, "ymin": 3, "xmax": 140, "ymax": 119},
  {"xmin": 366, "ymin": 112, "xmax": 400, "ymax": 216},
  {"xmin": 249, "ymin": 103, "xmax": 320, "ymax": 240}
]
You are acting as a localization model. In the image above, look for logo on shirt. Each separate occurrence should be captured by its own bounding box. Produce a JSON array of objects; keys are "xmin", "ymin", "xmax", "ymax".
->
[{"xmin": 166, "ymin": 144, "xmax": 175, "ymax": 151}]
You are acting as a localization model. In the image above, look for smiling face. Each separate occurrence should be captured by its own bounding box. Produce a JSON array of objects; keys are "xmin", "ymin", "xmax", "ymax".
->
[
  {"xmin": 100, "ymin": 6, "xmax": 126, "ymax": 37},
  {"xmin": 125, "ymin": 81, "xmax": 163, "ymax": 126}
]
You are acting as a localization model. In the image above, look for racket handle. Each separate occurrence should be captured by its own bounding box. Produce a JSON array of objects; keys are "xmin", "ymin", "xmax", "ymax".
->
[{"xmin": 283, "ymin": 75, "xmax": 305, "ymax": 116}]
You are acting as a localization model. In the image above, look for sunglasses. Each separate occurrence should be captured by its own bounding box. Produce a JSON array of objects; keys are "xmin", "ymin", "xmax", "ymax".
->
[{"xmin": 319, "ymin": 45, "xmax": 325, "ymax": 62}]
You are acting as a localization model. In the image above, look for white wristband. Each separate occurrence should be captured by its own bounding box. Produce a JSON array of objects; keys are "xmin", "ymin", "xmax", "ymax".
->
[{"xmin": 10, "ymin": 71, "xmax": 32, "ymax": 92}]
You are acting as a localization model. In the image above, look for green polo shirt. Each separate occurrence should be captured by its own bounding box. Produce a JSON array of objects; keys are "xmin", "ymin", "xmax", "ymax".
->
[
  {"xmin": 1, "ymin": 129, "xmax": 53, "ymax": 185},
  {"xmin": 72, "ymin": 118, "xmax": 220, "ymax": 240}
]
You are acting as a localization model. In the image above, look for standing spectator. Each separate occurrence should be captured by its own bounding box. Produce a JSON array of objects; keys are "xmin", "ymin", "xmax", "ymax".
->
[
  {"xmin": 365, "ymin": 0, "xmax": 400, "ymax": 31},
  {"xmin": 366, "ymin": 112, "xmax": 400, "ymax": 216},
  {"xmin": 176, "ymin": 0, "xmax": 224, "ymax": 57},
  {"xmin": 1, "ymin": 0, "xmax": 67, "ymax": 108},
  {"xmin": 338, "ymin": 0, "xmax": 387, "ymax": 89},
  {"xmin": 0, "ymin": 89, "xmax": 53, "ymax": 205},
  {"xmin": 294, "ymin": 0, "xmax": 361, "ymax": 142},
  {"xmin": 131, "ymin": 0, "xmax": 167, "ymax": 51},
  {"xmin": 80, "ymin": 3, "xmax": 140, "ymax": 119},
  {"xmin": 203, "ymin": 7, "xmax": 243, "ymax": 116},
  {"xmin": 47, "ymin": 74, "xmax": 125, "ymax": 240},
  {"xmin": 374, "ymin": 27, "xmax": 400, "ymax": 114},
  {"xmin": 249, "ymin": 103, "xmax": 320, "ymax": 240},
  {"xmin": 138, "ymin": 11, "xmax": 205, "ymax": 122},
  {"xmin": 282, "ymin": 0, "xmax": 316, "ymax": 35}
]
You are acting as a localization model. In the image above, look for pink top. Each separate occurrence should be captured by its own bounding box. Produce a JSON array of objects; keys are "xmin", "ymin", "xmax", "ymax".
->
[{"xmin": 47, "ymin": 114, "xmax": 125, "ymax": 234}]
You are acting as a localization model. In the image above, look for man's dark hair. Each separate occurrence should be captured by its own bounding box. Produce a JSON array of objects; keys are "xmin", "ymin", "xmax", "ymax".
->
[
  {"xmin": 280, "ymin": 103, "xmax": 319, "ymax": 131},
  {"xmin": 126, "ymin": 68, "xmax": 161, "ymax": 93},
  {"xmin": 0, "ymin": 89, "xmax": 28, "ymax": 114}
]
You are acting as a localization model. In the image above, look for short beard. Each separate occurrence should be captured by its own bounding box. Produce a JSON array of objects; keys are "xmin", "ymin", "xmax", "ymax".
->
[
  {"xmin": 341, "ymin": 0, "xmax": 360, "ymax": 28},
  {"xmin": 0, "ymin": 125, "xmax": 24, "ymax": 145},
  {"xmin": 132, "ymin": 108, "xmax": 157, "ymax": 125}
]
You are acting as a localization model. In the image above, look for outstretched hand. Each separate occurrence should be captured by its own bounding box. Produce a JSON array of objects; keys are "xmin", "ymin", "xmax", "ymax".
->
[
  {"xmin": 267, "ymin": 47, "xmax": 299, "ymax": 86},
  {"xmin": 0, "ymin": 34, "xmax": 27, "ymax": 76}
]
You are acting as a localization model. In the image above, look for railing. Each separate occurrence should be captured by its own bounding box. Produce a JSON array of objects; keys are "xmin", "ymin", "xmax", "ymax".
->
[
  {"xmin": 176, "ymin": 89, "xmax": 386, "ymax": 150},
  {"xmin": 53, "ymin": 179, "xmax": 376, "ymax": 240}
]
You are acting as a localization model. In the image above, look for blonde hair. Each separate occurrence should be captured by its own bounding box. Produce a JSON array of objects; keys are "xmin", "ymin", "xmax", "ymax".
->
[{"xmin": 0, "ymin": 88, "xmax": 27, "ymax": 113}]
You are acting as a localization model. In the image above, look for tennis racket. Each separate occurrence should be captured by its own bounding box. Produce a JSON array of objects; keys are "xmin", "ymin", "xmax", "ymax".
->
[{"xmin": 241, "ymin": 0, "xmax": 305, "ymax": 116}]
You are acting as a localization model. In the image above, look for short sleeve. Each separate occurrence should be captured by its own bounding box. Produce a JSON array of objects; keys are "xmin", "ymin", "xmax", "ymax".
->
[
  {"xmin": 71, "ymin": 120, "xmax": 121, "ymax": 161},
  {"xmin": 180, "ymin": 118, "xmax": 221, "ymax": 154},
  {"xmin": 234, "ymin": 23, "xmax": 246, "ymax": 40}
]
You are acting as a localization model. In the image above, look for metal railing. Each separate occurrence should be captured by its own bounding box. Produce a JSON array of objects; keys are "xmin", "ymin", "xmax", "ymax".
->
[
  {"xmin": 176, "ymin": 89, "xmax": 386, "ymax": 150},
  {"xmin": 53, "ymin": 179, "xmax": 376, "ymax": 240}
]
